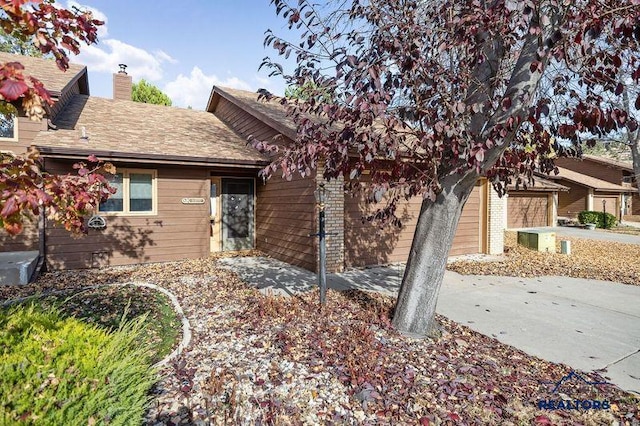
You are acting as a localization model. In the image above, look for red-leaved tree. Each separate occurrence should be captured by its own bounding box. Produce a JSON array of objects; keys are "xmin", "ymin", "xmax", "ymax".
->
[
  {"xmin": 0, "ymin": 0, "xmax": 113, "ymax": 235},
  {"xmin": 259, "ymin": 0, "xmax": 640, "ymax": 336}
]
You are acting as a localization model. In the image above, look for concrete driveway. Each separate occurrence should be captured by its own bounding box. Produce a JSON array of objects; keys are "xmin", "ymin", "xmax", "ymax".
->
[
  {"xmin": 219, "ymin": 257, "xmax": 640, "ymax": 395},
  {"xmin": 512, "ymin": 226, "xmax": 640, "ymax": 245}
]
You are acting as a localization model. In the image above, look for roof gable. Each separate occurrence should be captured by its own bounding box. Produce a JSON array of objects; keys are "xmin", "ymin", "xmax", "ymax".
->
[
  {"xmin": 0, "ymin": 52, "xmax": 88, "ymax": 97},
  {"xmin": 548, "ymin": 167, "xmax": 631, "ymax": 192},
  {"xmin": 207, "ymin": 86, "xmax": 297, "ymax": 140}
]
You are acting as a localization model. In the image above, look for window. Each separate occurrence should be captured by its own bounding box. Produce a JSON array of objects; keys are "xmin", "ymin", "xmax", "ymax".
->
[
  {"xmin": 99, "ymin": 169, "xmax": 156, "ymax": 214},
  {"xmin": 0, "ymin": 104, "xmax": 18, "ymax": 140}
]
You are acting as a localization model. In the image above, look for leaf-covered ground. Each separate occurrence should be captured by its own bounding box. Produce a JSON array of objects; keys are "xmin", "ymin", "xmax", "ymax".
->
[
  {"xmin": 603, "ymin": 226, "xmax": 640, "ymax": 236},
  {"xmin": 3, "ymin": 257, "xmax": 637, "ymax": 425},
  {"xmin": 449, "ymin": 232, "xmax": 640, "ymax": 286}
]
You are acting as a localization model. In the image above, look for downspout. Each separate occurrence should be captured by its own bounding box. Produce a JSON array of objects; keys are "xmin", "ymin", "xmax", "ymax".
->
[{"xmin": 33, "ymin": 157, "xmax": 47, "ymax": 280}]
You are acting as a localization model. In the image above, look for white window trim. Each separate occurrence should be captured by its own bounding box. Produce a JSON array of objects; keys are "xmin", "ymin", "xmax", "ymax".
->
[
  {"xmin": 0, "ymin": 113, "xmax": 19, "ymax": 142},
  {"xmin": 99, "ymin": 168, "xmax": 158, "ymax": 216}
]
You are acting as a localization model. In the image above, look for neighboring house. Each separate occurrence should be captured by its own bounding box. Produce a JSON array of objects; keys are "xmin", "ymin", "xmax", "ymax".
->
[
  {"xmin": 505, "ymin": 177, "xmax": 569, "ymax": 228},
  {"xmin": 555, "ymin": 155, "xmax": 638, "ymax": 217},
  {"xmin": 545, "ymin": 166, "xmax": 632, "ymax": 220},
  {"xmin": 2, "ymin": 53, "xmax": 508, "ymax": 275}
]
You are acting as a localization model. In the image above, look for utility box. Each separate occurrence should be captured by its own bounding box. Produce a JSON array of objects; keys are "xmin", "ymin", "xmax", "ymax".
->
[{"xmin": 517, "ymin": 231, "xmax": 556, "ymax": 252}]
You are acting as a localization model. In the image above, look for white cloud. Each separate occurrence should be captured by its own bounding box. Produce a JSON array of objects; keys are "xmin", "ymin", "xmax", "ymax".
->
[
  {"xmin": 66, "ymin": 2, "xmax": 176, "ymax": 83},
  {"xmin": 66, "ymin": 1, "xmax": 109, "ymax": 39},
  {"xmin": 155, "ymin": 50, "xmax": 178, "ymax": 64},
  {"xmin": 74, "ymin": 39, "xmax": 173, "ymax": 81},
  {"xmin": 163, "ymin": 67, "xmax": 252, "ymax": 110}
]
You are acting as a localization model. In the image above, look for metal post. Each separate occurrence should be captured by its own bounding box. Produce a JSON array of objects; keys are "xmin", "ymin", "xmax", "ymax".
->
[
  {"xmin": 318, "ymin": 206, "xmax": 327, "ymax": 304},
  {"xmin": 602, "ymin": 199, "xmax": 606, "ymax": 228}
]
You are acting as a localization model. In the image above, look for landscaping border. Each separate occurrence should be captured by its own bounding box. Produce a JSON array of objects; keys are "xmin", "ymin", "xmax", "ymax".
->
[{"xmin": 0, "ymin": 281, "xmax": 191, "ymax": 369}]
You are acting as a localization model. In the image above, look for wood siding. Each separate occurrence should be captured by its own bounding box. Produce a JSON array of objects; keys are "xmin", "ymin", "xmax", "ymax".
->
[
  {"xmin": 0, "ymin": 79, "xmax": 81, "ymax": 154},
  {"xmin": 214, "ymin": 98, "xmax": 279, "ymax": 144},
  {"xmin": 634, "ymin": 194, "xmax": 640, "ymax": 215},
  {"xmin": 256, "ymin": 174, "xmax": 316, "ymax": 271},
  {"xmin": 557, "ymin": 180, "xmax": 588, "ymax": 218},
  {"xmin": 214, "ymin": 96, "xmax": 318, "ymax": 271},
  {"xmin": 0, "ymin": 218, "xmax": 39, "ymax": 253},
  {"xmin": 507, "ymin": 193, "xmax": 549, "ymax": 228},
  {"xmin": 593, "ymin": 194, "xmax": 620, "ymax": 219},
  {"xmin": 0, "ymin": 117, "xmax": 47, "ymax": 153},
  {"xmin": 556, "ymin": 158, "xmax": 625, "ymax": 185},
  {"xmin": 50, "ymin": 81, "xmax": 82, "ymax": 121},
  {"xmin": 44, "ymin": 160, "xmax": 210, "ymax": 270},
  {"xmin": 344, "ymin": 181, "xmax": 484, "ymax": 268}
]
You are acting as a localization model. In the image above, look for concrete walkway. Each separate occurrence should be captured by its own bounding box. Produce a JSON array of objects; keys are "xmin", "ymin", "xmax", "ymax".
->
[
  {"xmin": 219, "ymin": 257, "xmax": 640, "ymax": 395},
  {"xmin": 622, "ymin": 220, "xmax": 640, "ymax": 229},
  {"xmin": 513, "ymin": 226, "xmax": 640, "ymax": 245}
]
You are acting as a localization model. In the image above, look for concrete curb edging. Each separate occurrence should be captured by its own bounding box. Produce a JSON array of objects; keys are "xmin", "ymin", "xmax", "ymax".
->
[
  {"xmin": 125, "ymin": 282, "xmax": 192, "ymax": 369},
  {"xmin": 1, "ymin": 281, "xmax": 192, "ymax": 370}
]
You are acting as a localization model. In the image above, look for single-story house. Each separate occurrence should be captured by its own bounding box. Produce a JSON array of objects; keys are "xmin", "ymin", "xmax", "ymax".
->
[
  {"xmin": 1, "ymin": 53, "xmax": 508, "ymax": 274},
  {"xmin": 544, "ymin": 166, "xmax": 633, "ymax": 220},
  {"xmin": 555, "ymin": 155, "xmax": 638, "ymax": 216},
  {"xmin": 505, "ymin": 177, "xmax": 569, "ymax": 228}
]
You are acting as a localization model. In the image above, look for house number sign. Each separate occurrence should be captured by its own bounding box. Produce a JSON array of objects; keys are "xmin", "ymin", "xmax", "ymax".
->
[{"xmin": 181, "ymin": 197, "xmax": 205, "ymax": 205}]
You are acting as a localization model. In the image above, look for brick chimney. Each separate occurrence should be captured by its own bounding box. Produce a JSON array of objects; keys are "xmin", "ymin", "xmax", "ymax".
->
[{"xmin": 113, "ymin": 64, "xmax": 132, "ymax": 100}]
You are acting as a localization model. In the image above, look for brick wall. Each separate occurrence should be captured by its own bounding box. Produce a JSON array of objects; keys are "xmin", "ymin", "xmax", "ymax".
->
[
  {"xmin": 316, "ymin": 168, "xmax": 345, "ymax": 272},
  {"xmin": 113, "ymin": 71, "xmax": 132, "ymax": 101},
  {"xmin": 488, "ymin": 187, "xmax": 506, "ymax": 255}
]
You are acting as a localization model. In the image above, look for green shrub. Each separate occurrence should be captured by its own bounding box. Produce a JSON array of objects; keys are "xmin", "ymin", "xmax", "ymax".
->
[
  {"xmin": 577, "ymin": 210, "xmax": 617, "ymax": 229},
  {"xmin": 0, "ymin": 305, "xmax": 156, "ymax": 425}
]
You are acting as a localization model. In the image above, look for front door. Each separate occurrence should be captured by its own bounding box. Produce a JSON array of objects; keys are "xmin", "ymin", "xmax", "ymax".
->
[
  {"xmin": 221, "ymin": 178, "xmax": 254, "ymax": 251},
  {"xmin": 210, "ymin": 178, "xmax": 221, "ymax": 252}
]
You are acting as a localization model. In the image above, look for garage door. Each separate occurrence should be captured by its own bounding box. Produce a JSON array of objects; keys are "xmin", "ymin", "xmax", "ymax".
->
[
  {"xmin": 345, "ymin": 181, "xmax": 484, "ymax": 267},
  {"xmin": 593, "ymin": 195, "xmax": 618, "ymax": 218},
  {"xmin": 508, "ymin": 193, "xmax": 549, "ymax": 228}
]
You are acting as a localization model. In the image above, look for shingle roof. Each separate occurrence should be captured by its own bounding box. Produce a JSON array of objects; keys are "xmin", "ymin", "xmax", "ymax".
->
[
  {"xmin": 582, "ymin": 154, "xmax": 633, "ymax": 172},
  {"xmin": 548, "ymin": 167, "xmax": 631, "ymax": 192},
  {"xmin": 32, "ymin": 95, "xmax": 269, "ymax": 166},
  {"xmin": 0, "ymin": 52, "xmax": 87, "ymax": 95},
  {"xmin": 510, "ymin": 176, "xmax": 569, "ymax": 192}
]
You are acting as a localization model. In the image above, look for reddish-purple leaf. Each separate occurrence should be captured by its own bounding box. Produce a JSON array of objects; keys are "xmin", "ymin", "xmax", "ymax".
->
[
  {"xmin": 501, "ymin": 97, "xmax": 512, "ymax": 111},
  {"xmin": 0, "ymin": 79, "xmax": 28, "ymax": 101}
]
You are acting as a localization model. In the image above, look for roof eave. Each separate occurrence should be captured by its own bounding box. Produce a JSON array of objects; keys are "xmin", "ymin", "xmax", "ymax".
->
[
  {"xmin": 208, "ymin": 86, "xmax": 298, "ymax": 141},
  {"xmin": 34, "ymin": 145, "xmax": 270, "ymax": 168}
]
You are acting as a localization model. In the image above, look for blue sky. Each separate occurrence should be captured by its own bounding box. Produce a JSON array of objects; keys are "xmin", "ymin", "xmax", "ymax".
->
[{"xmin": 68, "ymin": 1, "xmax": 296, "ymax": 109}]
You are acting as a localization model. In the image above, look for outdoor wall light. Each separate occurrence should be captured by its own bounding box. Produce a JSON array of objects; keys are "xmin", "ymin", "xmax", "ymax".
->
[{"xmin": 315, "ymin": 183, "xmax": 327, "ymax": 209}]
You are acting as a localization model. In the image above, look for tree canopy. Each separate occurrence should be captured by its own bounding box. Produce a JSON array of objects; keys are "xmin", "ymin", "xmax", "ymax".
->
[
  {"xmin": 259, "ymin": 0, "xmax": 640, "ymax": 336},
  {"xmin": 0, "ymin": 27, "xmax": 43, "ymax": 57},
  {"xmin": 132, "ymin": 79, "xmax": 172, "ymax": 106},
  {"xmin": 0, "ymin": 1, "xmax": 113, "ymax": 235}
]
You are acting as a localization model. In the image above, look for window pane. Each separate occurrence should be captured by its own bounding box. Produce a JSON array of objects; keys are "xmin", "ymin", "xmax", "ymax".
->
[
  {"xmin": 0, "ymin": 106, "xmax": 16, "ymax": 139},
  {"xmin": 130, "ymin": 173, "xmax": 153, "ymax": 212},
  {"xmin": 99, "ymin": 173, "xmax": 124, "ymax": 212}
]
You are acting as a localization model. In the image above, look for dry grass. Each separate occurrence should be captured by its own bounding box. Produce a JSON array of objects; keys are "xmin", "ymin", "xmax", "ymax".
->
[{"xmin": 449, "ymin": 231, "xmax": 640, "ymax": 286}]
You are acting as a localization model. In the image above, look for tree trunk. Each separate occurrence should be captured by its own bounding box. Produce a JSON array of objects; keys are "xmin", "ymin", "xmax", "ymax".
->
[
  {"xmin": 630, "ymin": 134, "xmax": 640, "ymax": 199},
  {"xmin": 392, "ymin": 173, "xmax": 478, "ymax": 337}
]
